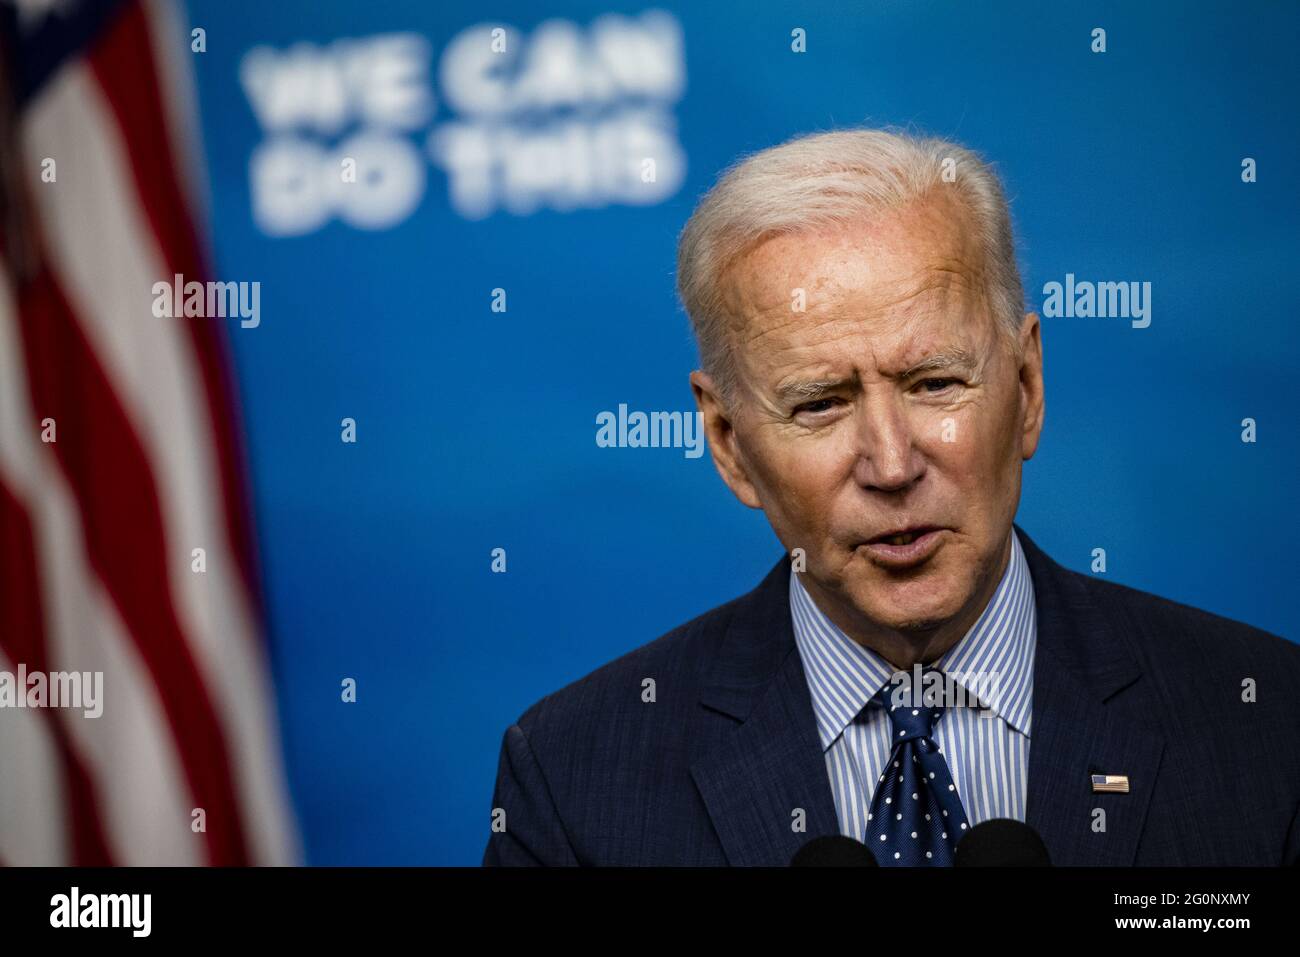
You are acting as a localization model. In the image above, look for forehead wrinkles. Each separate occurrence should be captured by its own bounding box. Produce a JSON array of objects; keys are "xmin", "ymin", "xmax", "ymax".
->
[
  {"xmin": 735, "ymin": 265, "xmax": 983, "ymax": 383},
  {"xmin": 717, "ymin": 197, "xmax": 988, "ymax": 357}
]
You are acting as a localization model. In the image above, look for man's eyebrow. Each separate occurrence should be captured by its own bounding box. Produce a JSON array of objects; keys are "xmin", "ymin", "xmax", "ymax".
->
[
  {"xmin": 772, "ymin": 351, "xmax": 978, "ymax": 403},
  {"xmin": 898, "ymin": 350, "xmax": 978, "ymax": 378},
  {"xmin": 773, "ymin": 378, "xmax": 851, "ymax": 403}
]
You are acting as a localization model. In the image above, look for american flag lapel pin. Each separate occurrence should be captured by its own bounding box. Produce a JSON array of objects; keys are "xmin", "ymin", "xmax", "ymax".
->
[{"xmin": 1091, "ymin": 774, "xmax": 1130, "ymax": 794}]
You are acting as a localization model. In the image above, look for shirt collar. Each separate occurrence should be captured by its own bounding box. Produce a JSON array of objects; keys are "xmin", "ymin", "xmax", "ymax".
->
[{"xmin": 790, "ymin": 529, "xmax": 1037, "ymax": 752}]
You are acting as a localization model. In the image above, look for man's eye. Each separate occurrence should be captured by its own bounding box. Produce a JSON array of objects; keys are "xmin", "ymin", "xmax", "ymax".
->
[
  {"xmin": 796, "ymin": 399, "xmax": 837, "ymax": 415},
  {"xmin": 919, "ymin": 378, "xmax": 958, "ymax": 393}
]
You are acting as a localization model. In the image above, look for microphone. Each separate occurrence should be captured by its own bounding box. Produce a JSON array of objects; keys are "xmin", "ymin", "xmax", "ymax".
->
[
  {"xmin": 954, "ymin": 819, "xmax": 1051, "ymax": 866},
  {"xmin": 791, "ymin": 835, "xmax": 880, "ymax": 867}
]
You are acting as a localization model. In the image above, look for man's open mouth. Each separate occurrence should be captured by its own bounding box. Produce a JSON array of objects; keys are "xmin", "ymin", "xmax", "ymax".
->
[{"xmin": 867, "ymin": 526, "xmax": 942, "ymax": 547}]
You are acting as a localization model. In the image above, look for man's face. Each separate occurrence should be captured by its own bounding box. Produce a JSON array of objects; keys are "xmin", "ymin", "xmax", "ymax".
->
[{"xmin": 693, "ymin": 194, "xmax": 1044, "ymax": 644}]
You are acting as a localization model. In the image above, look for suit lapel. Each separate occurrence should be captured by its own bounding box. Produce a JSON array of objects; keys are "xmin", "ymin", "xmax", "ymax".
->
[
  {"xmin": 689, "ymin": 555, "xmax": 842, "ymax": 866},
  {"xmin": 1016, "ymin": 526, "xmax": 1166, "ymax": 865},
  {"xmin": 690, "ymin": 528, "xmax": 1169, "ymax": 866}
]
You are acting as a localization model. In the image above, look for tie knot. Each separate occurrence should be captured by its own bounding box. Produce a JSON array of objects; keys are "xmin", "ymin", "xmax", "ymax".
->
[{"xmin": 873, "ymin": 668, "xmax": 946, "ymax": 743}]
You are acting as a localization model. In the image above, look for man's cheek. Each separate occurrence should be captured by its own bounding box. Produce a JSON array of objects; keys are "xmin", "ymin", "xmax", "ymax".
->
[
  {"xmin": 926, "ymin": 409, "xmax": 991, "ymax": 470},
  {"xmin": 925, "ymin": 404, "xmax": 980, "ymax": 448}
]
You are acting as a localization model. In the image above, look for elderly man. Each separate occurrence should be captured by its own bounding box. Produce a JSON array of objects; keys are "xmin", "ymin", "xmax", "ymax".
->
[{"xmin": 483, "ymin": 129, "xmax": 1300, "ymax": 866}]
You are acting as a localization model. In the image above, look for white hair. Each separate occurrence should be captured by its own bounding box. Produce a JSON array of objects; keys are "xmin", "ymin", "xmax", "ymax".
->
[{"xmin": 675, "ymin": 127, "xmax": 1026, "ymax": 405}]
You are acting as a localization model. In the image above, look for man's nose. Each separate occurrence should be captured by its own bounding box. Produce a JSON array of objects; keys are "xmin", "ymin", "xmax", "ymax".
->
[{"xmin": 850, "ymin": 396, "xmax": 926, "ymax": 492}]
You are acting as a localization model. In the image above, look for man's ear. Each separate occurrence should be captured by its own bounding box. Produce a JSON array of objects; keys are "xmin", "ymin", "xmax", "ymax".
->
[
  {"xmin": 690, "ymin": 370, "xmax": 762, "ymax": 509},
  {"xmin": 1017, "ymin": 312, "xmax": 1045, "ymax": 460}
]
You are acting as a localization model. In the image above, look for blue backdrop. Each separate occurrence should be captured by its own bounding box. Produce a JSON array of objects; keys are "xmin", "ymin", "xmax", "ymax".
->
[{"xmin": 181, "ymin": 0, "xmax": 1299, "ymax": 864}]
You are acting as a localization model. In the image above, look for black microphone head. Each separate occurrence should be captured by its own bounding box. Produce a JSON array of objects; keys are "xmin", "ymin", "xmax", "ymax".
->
[
  {"xmin": 954, "ymin": 818, "xmax": 1051, "ymax": 866},
  {"xmin": 791, "ymin": 835, "xmax": 880, "ymax": 867}
]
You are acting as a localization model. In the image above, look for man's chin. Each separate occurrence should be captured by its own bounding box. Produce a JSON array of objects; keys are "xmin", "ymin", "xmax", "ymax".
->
[
  {"xmin": 847, "ymin": 605, "xmax": 948, "ymax": 635},
  {"xmin": 845, "ymin": 582, "xmax": 966, "ymax": 636}
]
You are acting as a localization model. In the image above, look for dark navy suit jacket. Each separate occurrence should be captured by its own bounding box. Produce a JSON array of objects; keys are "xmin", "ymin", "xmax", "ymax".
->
[{"xmin": 483, "ymin": 525, "xmax": 1300, "ymax": 865}]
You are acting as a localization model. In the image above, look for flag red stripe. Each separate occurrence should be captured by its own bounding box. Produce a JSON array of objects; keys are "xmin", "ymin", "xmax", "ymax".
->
[
  {"xmin": 88, "ymin": 0, "xmax": 265, "ymax": 622},
  {"xmin": 15, "ymin": 262, "xmax": 250, "ymax": 865},
  {"xmin": 0, "ymin": 477, "xmax": 115, "ymax": 865}
]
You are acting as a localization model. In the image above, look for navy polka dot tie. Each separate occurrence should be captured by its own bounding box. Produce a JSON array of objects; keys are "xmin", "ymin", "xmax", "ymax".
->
[{"xmin": 863, "ymin": 668, "xmax": 971, "ymax": 865}]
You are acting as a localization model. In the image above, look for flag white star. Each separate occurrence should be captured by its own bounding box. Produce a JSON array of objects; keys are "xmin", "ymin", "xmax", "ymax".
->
[{"xmin": 7, "ymin": 0, "xmax": 76, "ymax": 30}]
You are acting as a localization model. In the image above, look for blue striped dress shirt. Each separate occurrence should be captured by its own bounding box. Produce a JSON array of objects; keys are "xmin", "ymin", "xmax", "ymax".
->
[{"xmin": 790, "ymin": 530, "xmax": 1037, "ymax": 841}]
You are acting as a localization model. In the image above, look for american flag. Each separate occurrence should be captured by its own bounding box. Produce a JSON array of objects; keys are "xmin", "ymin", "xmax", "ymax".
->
[
  {"xmin": 1091, "ymin": 775, "xmax": 1130, "ymax": 794},
  {"xmin": 0, "ymin": 0, "xmax": 298, "ymax": 864}
]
